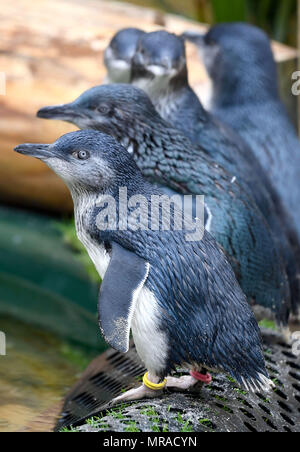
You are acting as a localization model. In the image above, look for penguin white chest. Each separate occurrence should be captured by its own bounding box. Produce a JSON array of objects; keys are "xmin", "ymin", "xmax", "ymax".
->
[
  {"xmin": 131, "ymin": 287, "xmax": 168, "ymax": 375},
  {"xmin": 76, "ymin": 226, "xmax": 110, "ymax": 280},
  {"xmin": 74, "ymin": 195, "xmax": 110, "ymax": 280},
  {"xmin": 73, "ymin": 193, "xmax": 167, "ymax": 374}
]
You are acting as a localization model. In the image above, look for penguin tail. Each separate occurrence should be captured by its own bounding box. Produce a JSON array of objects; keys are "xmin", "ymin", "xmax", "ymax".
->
[{"xmin": 240, "ymin": 373, "xmax": 275, "ymax": 393}]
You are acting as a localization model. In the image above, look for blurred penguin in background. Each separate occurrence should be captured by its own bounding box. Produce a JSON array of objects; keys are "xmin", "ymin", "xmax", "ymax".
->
[
  {"xmin": 129, "ymin": 29, "xmax": 300, "ymax": 318},
  {"xmin": 184, "ymin": 23, "xmax": 300, "ymax": 249},
  {"xmin": 104, "ymin": 28, "xmax": 145, "ymax": 83}
]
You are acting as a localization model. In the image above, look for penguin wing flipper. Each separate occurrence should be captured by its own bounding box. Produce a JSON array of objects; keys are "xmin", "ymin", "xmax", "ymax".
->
[{"xmin": 98, "ymin": 242, "xmax": 149, "ymax": 353}]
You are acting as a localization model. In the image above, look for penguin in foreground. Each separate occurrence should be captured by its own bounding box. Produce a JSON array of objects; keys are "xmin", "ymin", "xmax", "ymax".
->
[
  {"xmin": 15, "ymin": 130, "xmax": 273, "ymax": 402},
  {"xmin": 37, "ymin": 85, "xmax": 292, "ymax": 330},
  {"xmin": 183, "ymin": 23, "xmax": 300, "ymax": 247},
  {"xmin": 104, "ymin": 28, "xmax": 145, "ymax": 84}
]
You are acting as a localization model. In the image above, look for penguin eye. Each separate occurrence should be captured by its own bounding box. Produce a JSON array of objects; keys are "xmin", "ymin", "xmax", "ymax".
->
[
  {"xmin": 96, "ymin": 104, "xmax": 110, "ymax": 115},
  {"xmin": 73, "ymin": 150, "xmax": 90, "ymax": 160}
]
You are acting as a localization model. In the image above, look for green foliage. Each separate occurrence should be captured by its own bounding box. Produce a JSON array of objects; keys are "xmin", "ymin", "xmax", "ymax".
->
[
  {"xmin": 176, "ymin": 412, "xmax": 194, "ymax": 432},
  {"xmin": 234, "ymin": 387, "xmax": 248, "ymax": 395},
  {"xmin": 226, "ymin": 375, "xmax": 237, "ymax": 384},
  {"xmin": 124, "ymin": 0, "xmax": 298, "ymax": 46},
  {"xmin": 124, "ymin": 420, "xmax": 141, "ymax": 432},
  {"xmin": 0, "ymin": 207, "xmax": 100, "ymax": 348},
  {"xmin": 259, "ymin": 319, "xmax": 277, "ymax": 331},
  {"xmin": 211, "ymin": 0, "xmax": 248, "ymax": 22},
  {"xmin": 58, "ymin": 343, "xmax": 94, "ymax": 370},
  {"xmin": 60, "ymin": 426, "xmax": 78, "ymax": 432},
  {"xmin": 199, "ymin": 418, "xmax": 215, "ymax": 430},
  {"xmin": 207, "ymin": 0, "xmax": 297, "ymax": 45},
  {"xmin": 86, "ymin": 416, "xmax": 109, "ymax": 431},
  {"xmin": 247, "ymin": 0, "xmax": 296, "ymax": 44},
  {"xmin": 55, "ymin": 218, "xmax": 101, "ymax": 283},
  {"xmin": 140, "ymin": 405, "xmax": 161, "ymax": 431}
]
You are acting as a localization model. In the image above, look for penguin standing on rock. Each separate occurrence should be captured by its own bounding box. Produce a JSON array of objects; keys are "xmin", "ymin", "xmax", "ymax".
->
[
  {"xmin": 104, "ymin": 28, "xmax": 145, "ymax": 84},
  {"xmin": 14, "ymin": 130, "xmax": 273, "ymax": 403},
  {"xmin": 37, "ymin": 85, "xmax": 292, "ymax": 330}
]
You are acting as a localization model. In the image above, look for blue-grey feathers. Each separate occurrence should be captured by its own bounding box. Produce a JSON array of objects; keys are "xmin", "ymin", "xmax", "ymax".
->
[{"xmin": 98, "ymin": 242, "xmax": 149, "ymax": 353}]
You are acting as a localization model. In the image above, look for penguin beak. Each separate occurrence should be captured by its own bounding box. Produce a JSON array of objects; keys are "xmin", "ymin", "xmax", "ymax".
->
[
  {"xmin": 134, "ymin": 50, "xmax": 174, "ymax": 76},
  {"xmin": 14, "ymin": 143, "xmax": 52, "ymax": 160},
  {"xmin": 146, "ymin": 58, "xmax": 180, "ymax": 77},
  {"xmin": 105, "ymin": 47, "xmax": 131, "ymax": 68},
  {"xmin": 37, "ymin": 104, "xmax": 86, "ymax": 122},
  {"xmin": 181, "ymin": 30, "xmax": 205, "ymax": 47},
  {"xmin": 146, "ymin": 64, "xmax": 172, "ymax": 77}
]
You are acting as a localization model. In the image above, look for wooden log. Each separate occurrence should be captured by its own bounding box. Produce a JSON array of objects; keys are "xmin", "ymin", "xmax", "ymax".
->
[{"xmin": 0, "ymin": 0, "xmax": 297, "ymax": 213}]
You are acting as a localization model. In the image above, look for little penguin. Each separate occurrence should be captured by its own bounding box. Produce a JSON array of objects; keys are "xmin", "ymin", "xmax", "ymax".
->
[
  {"xmin": 183, "ymin": 23, "xmax": 300, "ymax": 255},
  {"xmin": 36, "ymin": 85, "xmax": 292, "ymax": 331},
  {"xmin": 131, "ymin": 30, "xmax": 200, "ymax": 141},
  {"xmin": 14, "ymin": 130, "xmax": 274, "ymax": 403},
  {"xmin": 130, "ymin": 29, "xmax": 300, "ymax": 320},
  {"xmin": 104, "ymin": 28, "xmax": 145, "ymax": 84}
]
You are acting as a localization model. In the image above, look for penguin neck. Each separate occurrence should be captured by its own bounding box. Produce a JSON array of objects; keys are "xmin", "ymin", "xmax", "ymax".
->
[
  {"xmin": 68, "ymin": 174, "xmax": 148, "ymax": 213},
  {"xmin": 68, "ymin": 185, "xmax": 98, "ymax": 242},
  {"xmin": 137, "ymin": 71, "xmax": 211, "ymax": 142},
  {"xmin": 68, "ymin": 183, "xmax": 94, "ymax": 204},
  {"xmin": 211, "ymin": 59, "xmax": 280, "ymax": 109},
  {"xmin": 133, "ymin": 66, "xmax": 202, "ymax": 122}
]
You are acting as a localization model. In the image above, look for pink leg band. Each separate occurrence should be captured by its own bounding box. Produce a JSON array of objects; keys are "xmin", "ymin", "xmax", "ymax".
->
[{"xmin": 190, "ymin": 370, "xmax": 212, "ymax": 384}]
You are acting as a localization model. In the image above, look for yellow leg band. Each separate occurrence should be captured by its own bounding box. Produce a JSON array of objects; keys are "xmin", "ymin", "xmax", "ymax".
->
[{"xmin": 143, "ymin": 372, "xmax": 167, "ymax": 391}]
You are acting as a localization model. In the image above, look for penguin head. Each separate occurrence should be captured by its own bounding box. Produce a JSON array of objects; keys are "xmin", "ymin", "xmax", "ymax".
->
[
  {"xmin": 187, "ymin": 23, "xmax": 278, "ymax": 101},
  {"xmin": 104, "ymin": 28, "xmax": 145, "ymax": 83},
  {"xmin": 37, "ymin": 84, "xmax": 161, "ymax": 147},
  {"xmin": 131, "ymin": 30, "xmax": 187, "ymax": 91},
  {"xmin": 14, "ymin": 130, "xmax": 140, "ymax": 192}
]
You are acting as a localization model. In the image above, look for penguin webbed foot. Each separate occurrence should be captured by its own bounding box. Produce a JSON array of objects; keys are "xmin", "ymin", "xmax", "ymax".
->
[
  {"xmin": 109, "ymin": 383, "xmax": 164, "ymax": 407},
  {"xmin": 166, "ymin": 375, "xmax": 203, "ymax": 393},
  {"xmin": 167, "ymin": 369, "xmax": 212, "ymax": 393},
  {"xmin": 109, "ymin": 371, "xmax": 210, "ymax": 407}
]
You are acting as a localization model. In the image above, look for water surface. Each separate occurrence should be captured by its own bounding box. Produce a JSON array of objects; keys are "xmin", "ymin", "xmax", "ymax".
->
[{"xmin": 0, "ymin": 315, "xmax": 97, "ymax": 432}]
